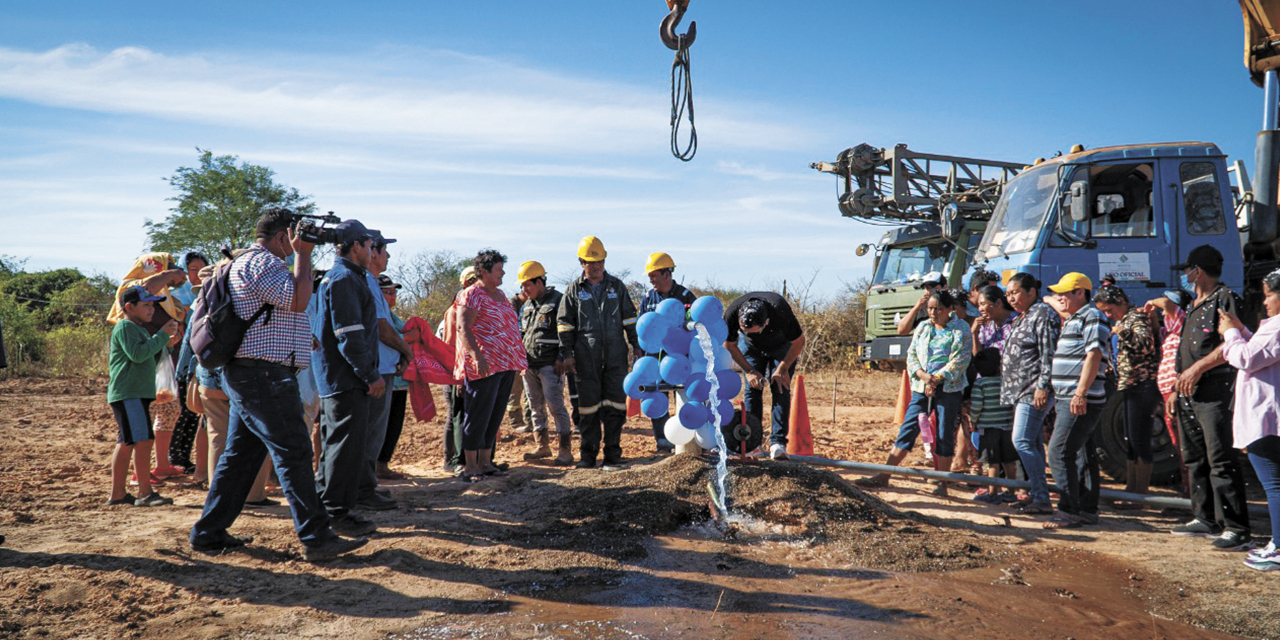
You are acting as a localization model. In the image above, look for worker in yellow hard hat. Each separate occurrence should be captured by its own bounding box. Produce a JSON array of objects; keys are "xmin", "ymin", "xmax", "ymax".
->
[
  {"xmin": 514, "ymin": 261, "xmax": 574, "ymax": 465},
  {"xmin": 556, "ymin": 236, "xmax": 641, "ymax": 469},
  {"xmin": 639, "ymin": 252, "xmax": 697, "ymax": 453}
]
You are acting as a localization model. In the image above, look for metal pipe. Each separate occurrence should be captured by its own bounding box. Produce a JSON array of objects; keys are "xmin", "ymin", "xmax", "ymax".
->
[
  {"xmin": 790, "ymin": 455, "xmax": 1269, "ymax": 516},
  {"xmin": 1265, "ymin": 70, "xmax": 1279, "ymax": 131}
]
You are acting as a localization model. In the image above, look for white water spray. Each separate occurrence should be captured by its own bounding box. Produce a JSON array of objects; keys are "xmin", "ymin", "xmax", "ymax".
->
[{"xmin": 693, "ymin": 323, "xmax": 731, "ymax": 514}]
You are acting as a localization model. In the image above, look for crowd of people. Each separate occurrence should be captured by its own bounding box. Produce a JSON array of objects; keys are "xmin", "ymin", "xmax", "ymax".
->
[
  {"xmin": 857, "ymin": 244, "xmax": 1280, "ymax": 571},
  {"xmin": 99, "ymin": 209, "xmax": 809, "ymax": 561}
]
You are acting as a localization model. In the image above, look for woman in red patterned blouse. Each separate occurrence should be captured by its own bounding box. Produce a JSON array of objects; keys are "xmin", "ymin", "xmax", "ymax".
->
[{"xmin": 456, "ymin": 250, "xmax": 529, "ymax": 481}]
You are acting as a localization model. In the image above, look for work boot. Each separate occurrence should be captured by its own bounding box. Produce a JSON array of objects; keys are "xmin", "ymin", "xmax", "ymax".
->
[
  {"xmin": 524, "ymin": 430, "xmax": 553, "ymax": 460},
  {"xmin": 553, "ymin": 434, "xmax": 574, "ymax": 466}
]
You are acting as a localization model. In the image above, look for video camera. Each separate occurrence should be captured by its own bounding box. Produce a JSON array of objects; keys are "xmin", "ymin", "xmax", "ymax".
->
[{"xmin": 289, "ymin": 211, "xmax": 344, "ymax": 245}]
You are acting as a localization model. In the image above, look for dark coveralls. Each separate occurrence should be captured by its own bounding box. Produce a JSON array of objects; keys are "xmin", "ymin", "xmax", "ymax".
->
[{"xmin": 557, "ymin": 273, "xmax": 639, "ymax": 463}]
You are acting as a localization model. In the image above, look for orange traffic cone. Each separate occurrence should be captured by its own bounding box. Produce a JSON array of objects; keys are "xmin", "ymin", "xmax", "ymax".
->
[
  {"xmin": 626, "ymin": 396, "xmax": 642, "ymax": 419},
  {"xmin": 786, "ymin": 374, "xmax": 814, "ymax": 456},
  {"xmin": 893, "ymin": 369, "xmax": 911, "ymax": 426}
]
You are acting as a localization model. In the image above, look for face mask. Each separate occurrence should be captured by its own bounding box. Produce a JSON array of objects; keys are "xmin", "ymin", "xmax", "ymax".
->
[{"xmin": 1180, "ymin": 272, "xmax": 1195, "ymax": 292}]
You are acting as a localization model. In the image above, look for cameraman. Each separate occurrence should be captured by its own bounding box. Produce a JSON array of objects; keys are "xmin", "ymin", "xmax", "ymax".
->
[
  {"xmin": 311, "ymin": 219, "xmax": 385, "ymax": 538},
  {"xmin": 190, "ymin": 207, "xmax": 367, "ymax": 562}
]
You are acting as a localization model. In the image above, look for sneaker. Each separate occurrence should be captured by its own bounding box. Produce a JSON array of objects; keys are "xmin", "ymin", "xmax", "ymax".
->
[
  {"xmin": 244, "ymin": 497, "xmax": 281, "ymax": 508},
  {"xmin": 191, "ymin": 534, "xmax": 254, "ymax": 555},
  {"xmin": 105, "ymin": 493, "xmax": 136, "ymax": 506},
  {"xmin": 1171, "ymin": 519, "xmax": 1222, "ymax": 538},
  {"xmin": 513, "ymin": 424, "xmax": 533, "ymax": 434},
  {"xmin": 355, "ymin": 493, "xmax": 398, "ymax": 511},
  {"xmin": 1247, "ymin": 540, "xmax": 1277, "ymax": 562},
  {"xmin": 329, "ymin": 512, "xmax": 377, "ymax": 537},
  {"xmin": 134, "ymin": 492, "xmax": 174, "ymax": 507},
  {"xmin": 998, "ymin": 490, "xmax": 1019, "ymax": 503},
  {"xmin": 575, "ymin": 459, "xmax": 597, "ymax": 469},
  {"xmin": 304, "ymin": 536, "xmax": 368, "ymax": 562},
  {"xmin": 769, "ymin": 444, "xmax": 789, "ymax": 460},
  {"xmin": 656, "ymin": 438, "xmax": 675, "ymax": 454},
  {"xmin": 601, "ymin": 457, "xmax": 626, "ymax": 471},
  {"xmin": 1244, "ymin": 543, "xmax": 1280, "ymax": 570},
  {"xmin": 1210, "ymin": 531, "xmax": 1256, "ymax": 552}
]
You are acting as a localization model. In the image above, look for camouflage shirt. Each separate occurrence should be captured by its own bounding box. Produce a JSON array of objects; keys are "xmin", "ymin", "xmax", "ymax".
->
[{"xmin": 1115, "ymin": 308, "xmax": 1159, "ymax": 390}]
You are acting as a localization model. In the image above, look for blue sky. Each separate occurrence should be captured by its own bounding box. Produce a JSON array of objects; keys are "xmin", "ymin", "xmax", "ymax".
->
[{"xmin": 0, "ymin": 1, "xmax": 1263, "ymax": 298}]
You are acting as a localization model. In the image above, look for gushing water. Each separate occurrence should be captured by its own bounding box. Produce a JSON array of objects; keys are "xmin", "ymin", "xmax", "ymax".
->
[{"xmin": 694, "ymin": 324, "xmax": 731, "ymax": 514}]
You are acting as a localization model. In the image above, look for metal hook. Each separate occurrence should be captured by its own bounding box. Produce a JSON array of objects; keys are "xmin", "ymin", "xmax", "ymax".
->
[{"xmin": 660, "ymin": 3, "xmax": 696, "ymax": 51}]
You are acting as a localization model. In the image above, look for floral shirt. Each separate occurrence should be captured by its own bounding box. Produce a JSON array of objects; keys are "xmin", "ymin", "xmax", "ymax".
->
[
  {"xmin": 1114, "ymin": 308, "xmax": 1159, "ymax": 390},
  {"xmin": 906, "ymin": 315, "xmax": 972, "ymax": 394},
  {"xmin": 454, "ymin": 284, "xmax": 528, "ymax": 381},
  {"xmin": 1000, "ymin": 302, "xmax": 1062, "ymax": 406},
  {"xmin": 976, "ymin": 311, "xmax": 1020, "ymax": 352}
]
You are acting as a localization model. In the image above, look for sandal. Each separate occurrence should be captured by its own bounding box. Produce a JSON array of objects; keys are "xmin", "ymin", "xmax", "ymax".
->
[
  {"xmin": 1016, "ymin": 502, "xmax": 1054, "ymax": 515},
  {"xmin": 929, "ymin": 485, "xmax": 950, "ymax": 498},
  {"xmin": 462, "ymin": 474, "xmax": 486, "ymax": 484},
  {"xmin": 1042, "ymin": 515, "xmax": 1081, "ymax": 529}
]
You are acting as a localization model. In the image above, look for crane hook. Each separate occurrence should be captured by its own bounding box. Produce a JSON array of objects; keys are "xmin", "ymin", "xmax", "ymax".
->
[{"xmin": 660, "ymin": 1, "xmax": 696, "ymax": 51}]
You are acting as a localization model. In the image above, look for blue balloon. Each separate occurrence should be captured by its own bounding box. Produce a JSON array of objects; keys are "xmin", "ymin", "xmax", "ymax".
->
[
  {"xmin": 686, "ymin": 376, "xmax": 712, "ymax": 402},
  {"xmin": 623, "ymin": 371, "xmax": 643, "ymax": 398},
  {"xmin": 657, "ymin": 298, "xmax": 687, "ymax": 326},
  {"xmin": 714, "ymin": 399, "xmax": 736, "ymax": 426},
  {"xmin": 632, "ymin": 355, "xmax": 661, "ymax": 386},
  {"xmin": 641, "ymin": 396, "xmax": 669, "ymax": 419},
  {"xmin": 716, "ymin": 370, "xmax": 742, "ymax": 399},
  {"xmin": 660, "ymin": 354, "xmax": 691, "ymax": 386},
  {"xmin": 678, "ymin": 401, "xmax": 709, "ymax": 428},
  {"xmin": 687, "ymin": 344, "xmax": 709, "ymax": 375},
  {"xmin": 701, "ymin": 316, "xmax": 729, "ymax": 344},
  {"xmin": 690, "ymin": 296, "xmax": 725, "ymax": 325},
  {"xmin": 637, "ymin": 313, "xmax": 670, "ymax": 354},
  {"xmin": 662, "ymin": 325, "xmax": 694, "ymax": 356}
]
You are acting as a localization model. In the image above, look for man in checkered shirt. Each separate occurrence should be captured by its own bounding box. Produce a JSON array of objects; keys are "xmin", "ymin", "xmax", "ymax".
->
[{"xmin": 190, "ymin": 208, "xmax": 367, "ymax": 562}]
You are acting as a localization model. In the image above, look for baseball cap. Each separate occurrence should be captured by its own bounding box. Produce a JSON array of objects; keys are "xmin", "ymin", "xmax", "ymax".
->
[
  {"xmin": 334, "ymin": 220, "xmax": 374, "ymax": 246},
  {"xmin": 121, "ymin": 285, "xmax": 165, "ymax": 306},
  {"xmin": 372, "ymin": 229, "xmax": 397, "ymax": 246},
  {"xmin": 377, "ymin": 274, "xmax": 401, "ymax": 289},
  {"xmin": 1047, "ymin": 272, "xmax": 1093, "ymax": 293},
  {"xmin": 920, "ymin": 271, "xmax": 945, "ymax": 287},
  {"xmin": 1171, "ymin": 244, "xmax": 1224, "ymax": 272},
  {"xmin": 459, "ymin": 266, "xmax": 478, "ymax": 286}
]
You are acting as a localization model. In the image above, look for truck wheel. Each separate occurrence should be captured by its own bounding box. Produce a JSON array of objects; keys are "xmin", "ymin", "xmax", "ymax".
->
[{"xmin": 1093, "ymin": 393, "xmax": 1181, "ymax": 486}]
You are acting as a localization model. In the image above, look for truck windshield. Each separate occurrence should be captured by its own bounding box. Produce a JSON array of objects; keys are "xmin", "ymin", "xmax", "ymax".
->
[
  {"xmin": 873, "ymin": 244, "xmax": 949, "ymax": 285},
  {"xmin": 980, "ymin": 163, "xmax": 1060, "ymax": 258}
]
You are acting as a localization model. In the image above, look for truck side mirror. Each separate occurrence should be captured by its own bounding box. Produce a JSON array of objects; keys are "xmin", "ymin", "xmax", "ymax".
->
[
  {"xmin": 941, "ymin": 202, "xmax": 963, "ymax": 240},
  {"xmin": 1069, "ymin": 181, "xmax": 1090, "ymax": 222}
]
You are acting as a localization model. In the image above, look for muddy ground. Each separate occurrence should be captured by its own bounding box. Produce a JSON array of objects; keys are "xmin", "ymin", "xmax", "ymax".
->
[{"xmin": 1, "ymin": 371, "xmax": 1278, "ymax": 639}]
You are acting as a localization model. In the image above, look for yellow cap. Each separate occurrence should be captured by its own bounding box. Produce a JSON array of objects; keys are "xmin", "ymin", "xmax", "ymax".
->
[
  {"xmin": 645, "ymin": 252, "xmax": 675, "ymax": 274},
  {"xmin": 1047, "ymin": 272, "xmax": 1093, "ymax": 293},
  {"xmin": 577, "ymin": 236, "xmax": 607, "ymax": 262},
  {"xmin": 459, "ymin": 266, "xmax": 478, "ymax": 286},
  {"xmin": 517, "ymin": 260, "xmax": 545, "ymax": 283}
]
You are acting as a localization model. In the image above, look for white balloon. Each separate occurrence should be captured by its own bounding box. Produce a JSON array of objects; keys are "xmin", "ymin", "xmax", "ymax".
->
[
  {"xmin": 664, "ymin": 414, "xmax": 697, "ymax": 446},
  {"xmin": 693, "ymin": 423, "xmax": 719, "ymax": 449}
]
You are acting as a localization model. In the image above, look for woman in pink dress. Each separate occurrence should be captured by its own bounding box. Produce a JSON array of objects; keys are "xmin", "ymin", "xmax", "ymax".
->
[{"xmin": 456, "ymin": 250, "xmax": 528, "ymax": 481}]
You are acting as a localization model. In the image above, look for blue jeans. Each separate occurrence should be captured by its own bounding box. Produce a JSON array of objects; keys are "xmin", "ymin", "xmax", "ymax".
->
[
  {"xmin": 894, "ymin": 390, "xmax": 963, "ymax": 457},
  {"xmin": 1012, "ymin": 399, "xmax": 1054, "ymax": 505},
  {"xmin": 191, "ymin": 362, "xmax": 332, "ymax": 548},
  {"xmin": 1247, "ymin": 435, "xmax": 1280, "ymax": 544},
  {"xmin": 740, "ymin": 337, "xmax": 796, "ymax": 448},
  {"xmin": 1049, "ymin": 398, "xmax": 1104, "ymax": 516}
]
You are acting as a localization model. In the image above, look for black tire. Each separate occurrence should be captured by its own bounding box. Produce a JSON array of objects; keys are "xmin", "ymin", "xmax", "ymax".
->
[{"xmin": 1094, "ymin": 392, "xmax": 1181, "ymax": 486}]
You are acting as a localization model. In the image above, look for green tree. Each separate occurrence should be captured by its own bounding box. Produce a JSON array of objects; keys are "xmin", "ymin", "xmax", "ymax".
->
[{"xmin": 146, "ymin": 149, "xmax": 314, "ymax": 259}]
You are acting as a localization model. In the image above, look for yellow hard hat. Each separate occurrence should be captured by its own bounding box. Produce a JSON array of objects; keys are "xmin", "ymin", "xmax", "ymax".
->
[
  {"xmin": 645, "ymin": 252, "xmax": 675, "ymax": 274},
  {"xmin": 577, "ymin": 236, "xmax": 607, "ymax": 262},
  {"xmin": 517, "ymin": 260, "xmax": 546, "ymax": 283}
]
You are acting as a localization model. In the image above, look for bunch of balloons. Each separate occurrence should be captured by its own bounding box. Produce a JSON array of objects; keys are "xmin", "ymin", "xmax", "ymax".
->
[{"xmin": 623, "ymin": 295, "xmax": 744, "ymax": 450}]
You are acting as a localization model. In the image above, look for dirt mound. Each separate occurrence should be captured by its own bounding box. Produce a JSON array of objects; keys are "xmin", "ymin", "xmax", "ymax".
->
[{"xmin": 462, "ymin": 455, "xmax": 990, "ymax": 573}]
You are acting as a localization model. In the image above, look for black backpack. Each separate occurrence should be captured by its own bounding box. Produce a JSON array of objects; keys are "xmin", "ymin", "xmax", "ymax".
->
[{"xmin": 188, "ymin": 254, "xmax": 272, "ymax": 369}]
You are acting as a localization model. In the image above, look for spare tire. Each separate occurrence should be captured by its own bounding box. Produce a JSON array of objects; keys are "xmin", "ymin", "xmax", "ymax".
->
[{"xmin": 1093, "ymin": 392, "xmax": 1182, "ymax": 486}]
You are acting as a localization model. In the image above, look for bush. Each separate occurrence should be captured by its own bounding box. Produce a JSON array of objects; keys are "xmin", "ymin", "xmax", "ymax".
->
[
  {"xmin": 0, "ymin": 292, "xmax": 44, "ymax": 377},
  {"xmin": 43, "ymin": 323, "xmax": 112, "ymax": 377}
]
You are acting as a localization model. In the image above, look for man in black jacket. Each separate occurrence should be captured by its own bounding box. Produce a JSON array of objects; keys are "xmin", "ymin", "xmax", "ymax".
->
[
  {"xmin": 517, "ymin": 261, "xmax": 573, "ymax": 464},
  {"xmin": 557, "ymin": 237, "xmax": 641, "ymax": 469}
]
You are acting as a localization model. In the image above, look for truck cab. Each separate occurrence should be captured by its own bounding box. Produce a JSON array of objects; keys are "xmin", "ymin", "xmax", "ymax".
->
[
  {"xmin": 860, "ymin": 221, "xmax": 985, "ymax": 370},
  {"xmin": 973, "ymin": 142, "xmax": 1242, "ymax": 484}
]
